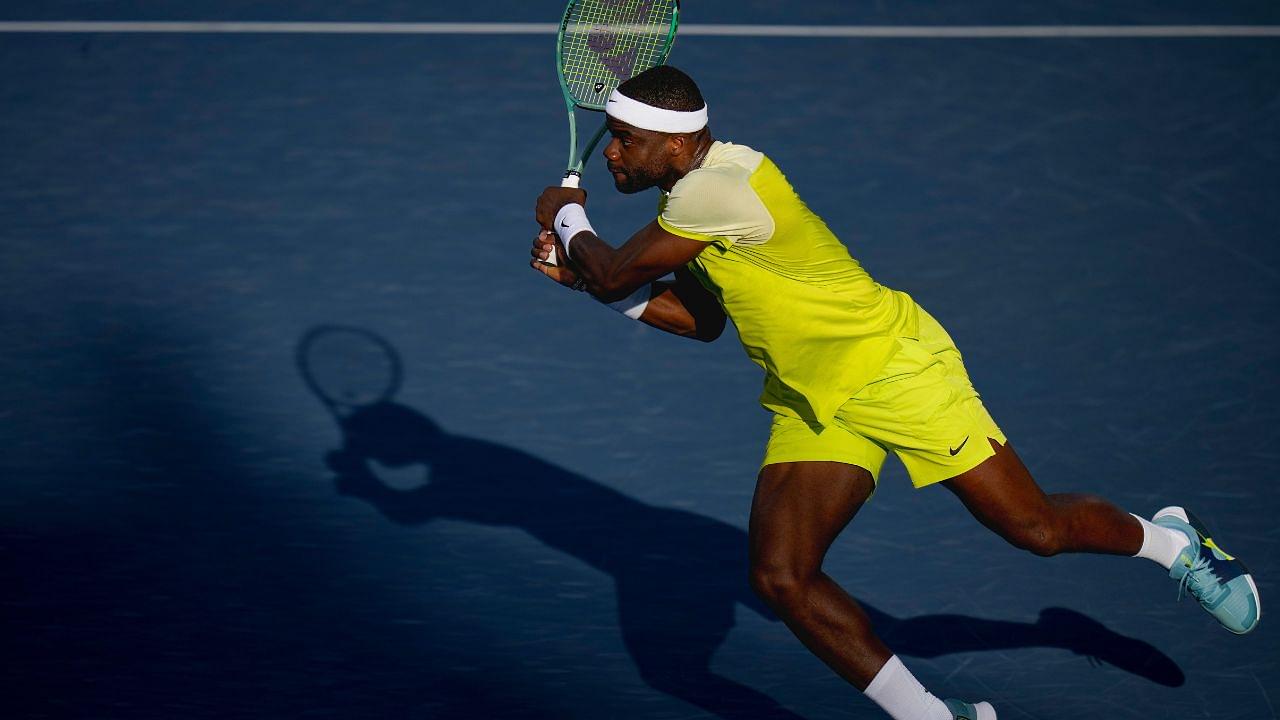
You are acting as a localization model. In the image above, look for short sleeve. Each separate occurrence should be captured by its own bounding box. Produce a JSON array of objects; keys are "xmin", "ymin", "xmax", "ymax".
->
[{"xmin": 657, "ymin": 167, "xmax": 775, "ymax": 247}]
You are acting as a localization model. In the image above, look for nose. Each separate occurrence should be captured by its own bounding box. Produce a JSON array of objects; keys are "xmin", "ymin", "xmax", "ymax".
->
[{"xmin": 603, "ymin": 137, "xmax": 621, "ymax": 161}]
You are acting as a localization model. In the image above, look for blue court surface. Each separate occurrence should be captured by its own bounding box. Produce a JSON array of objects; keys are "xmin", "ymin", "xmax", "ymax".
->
[{"xmin": 3, "ymin": 2, "xmax": 1278, "ymax": 718}]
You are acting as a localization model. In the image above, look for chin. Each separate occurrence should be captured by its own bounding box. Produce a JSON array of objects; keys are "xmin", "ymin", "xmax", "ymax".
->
[{"xmin": 614, "ymin": 176, "xmax": 652, "ymax": 194}]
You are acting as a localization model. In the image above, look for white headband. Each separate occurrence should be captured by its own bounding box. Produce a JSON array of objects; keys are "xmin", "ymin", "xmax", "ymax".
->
[{"xmin": 605, "ymin": 89, "xmax": 708, "ymax": 133}]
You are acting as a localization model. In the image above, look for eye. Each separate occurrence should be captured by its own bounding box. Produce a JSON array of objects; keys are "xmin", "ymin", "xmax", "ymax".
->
[{"xmin": 621, "ymin": 138, "xmax": 634, "ymax": 147}]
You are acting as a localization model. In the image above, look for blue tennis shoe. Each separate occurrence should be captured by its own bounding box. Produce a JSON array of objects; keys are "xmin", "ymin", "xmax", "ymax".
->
[{"xmin": 1154, "ymin": 506, "xmax": 1260, "ymax": 634}]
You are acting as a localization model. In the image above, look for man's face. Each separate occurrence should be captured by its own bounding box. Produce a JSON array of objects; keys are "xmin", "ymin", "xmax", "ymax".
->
[{"xmin": 602, "ymin": 118, "xmax": 673, "ymax": 194}]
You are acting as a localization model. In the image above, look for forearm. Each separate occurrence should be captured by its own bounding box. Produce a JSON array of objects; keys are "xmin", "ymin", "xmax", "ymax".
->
[
  {"xmin": 551, "ymin": 205, "xmax": 702, "ymax": 303},
  {"xmin": 569, "ymin": 231, "xmax": 660, "ymax": 302},
  {"xmin": 539, "ymin": 196, "xmax": 712, "ymax": 315}
]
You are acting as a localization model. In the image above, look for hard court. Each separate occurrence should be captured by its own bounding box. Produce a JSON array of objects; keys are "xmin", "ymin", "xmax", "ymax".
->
[{"xmin": 2, "ymin": 1, "xmax": 1278, "ymax": 718}]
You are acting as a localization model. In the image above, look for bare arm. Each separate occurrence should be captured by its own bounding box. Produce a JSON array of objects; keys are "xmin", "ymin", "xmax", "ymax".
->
[
  {"xmin": 530, "ymin": 231, "xmax": 726, "ymax": 342},
  {"xmin": 565, "ymin": 219, "xmax": 708, "ymax": 301},
  {"xmin": 534, "ymin": 187, "xmax": 708, "ymax": 302}
]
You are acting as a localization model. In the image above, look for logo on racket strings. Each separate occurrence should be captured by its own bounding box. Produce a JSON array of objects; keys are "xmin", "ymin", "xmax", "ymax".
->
[{"xmin": 586, "ymin": 0, "xmax": 658, "ymax": 83}]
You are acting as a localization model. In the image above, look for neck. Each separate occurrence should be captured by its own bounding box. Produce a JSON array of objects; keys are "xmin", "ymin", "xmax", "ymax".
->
[{"xmin": 660, "ymin": 132, "xmax": 715, "ymax": 192}]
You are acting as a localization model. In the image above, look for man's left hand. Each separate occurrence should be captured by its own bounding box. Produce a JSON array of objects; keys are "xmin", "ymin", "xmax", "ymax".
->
[{"xmin": 535, "ymin": 186, "xmax": 588, "ymax": 231}]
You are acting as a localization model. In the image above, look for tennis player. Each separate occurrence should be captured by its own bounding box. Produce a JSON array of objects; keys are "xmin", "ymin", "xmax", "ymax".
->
[{"xmin": 529, "ymin": 65, "xmax": 1259, "ymax": 720}]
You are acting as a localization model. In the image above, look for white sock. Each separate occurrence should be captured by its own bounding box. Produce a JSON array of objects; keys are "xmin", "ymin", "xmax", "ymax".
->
[
  {"xmin": 1131, "ymin": 514, "xmax": 1191, "ymax": 570},
  {"xmin": 864, "ymin": 655, "xmax": 951, "ymax": 720}
]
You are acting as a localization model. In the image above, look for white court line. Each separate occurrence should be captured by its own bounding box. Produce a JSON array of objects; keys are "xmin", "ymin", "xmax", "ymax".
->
[{"xmin": 0, "ymin": 21, "xmax": 1279, "ymax": 38}]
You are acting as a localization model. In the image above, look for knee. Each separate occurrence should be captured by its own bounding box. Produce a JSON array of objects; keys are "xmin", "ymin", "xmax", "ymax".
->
[
  {"xmin": 1003, "ymin": 515, "xmax": 1064, "ymax": 557},
  {"xmin": 748, "ymin": 561, "xmax": 813, "ymax": 609}
]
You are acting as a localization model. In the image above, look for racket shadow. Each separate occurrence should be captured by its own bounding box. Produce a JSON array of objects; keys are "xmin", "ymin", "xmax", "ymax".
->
[{"xmin": 301, "ymin": 329, "xmax": 1184, "ymax": 718}]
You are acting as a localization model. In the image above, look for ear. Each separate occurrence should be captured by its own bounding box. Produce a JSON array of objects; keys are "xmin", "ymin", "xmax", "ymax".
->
[{"xmin": 667, "ymin": 134, "xmax": 687, "ymax": 157}]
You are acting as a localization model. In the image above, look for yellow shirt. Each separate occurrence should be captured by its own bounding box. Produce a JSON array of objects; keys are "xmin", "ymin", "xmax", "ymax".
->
[{"xmin": 657, "ymin": 141, "xmax": 920, "ymax": 427}]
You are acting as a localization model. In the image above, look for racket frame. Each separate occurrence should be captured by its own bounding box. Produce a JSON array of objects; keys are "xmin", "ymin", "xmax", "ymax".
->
[{"xmin": 296, "ymin": 325, "xmax": 403, "ymax": 423}]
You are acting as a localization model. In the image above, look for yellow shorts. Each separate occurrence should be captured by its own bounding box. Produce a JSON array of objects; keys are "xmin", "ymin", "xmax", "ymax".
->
[{"xmin": 761, "ymin": 309, "xmax": 1007, "ymax": 488}]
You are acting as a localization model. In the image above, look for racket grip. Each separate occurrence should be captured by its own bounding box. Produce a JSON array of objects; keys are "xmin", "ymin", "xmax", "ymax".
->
[{"xmin": 542, "ymin": 173, "xmax": 581, "ymax": 266}]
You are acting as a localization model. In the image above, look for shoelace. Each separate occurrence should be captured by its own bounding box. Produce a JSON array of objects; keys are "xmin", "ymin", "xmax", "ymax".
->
[{"xmin": 1177, "ymin": 553, "xmax": 1226, "ymax": 605}]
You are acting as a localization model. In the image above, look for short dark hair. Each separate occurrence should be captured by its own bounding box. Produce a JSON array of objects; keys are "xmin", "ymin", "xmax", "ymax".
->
[{"xmin": 617, "ymin": 65, "xmax": 705, "ymax": 112}]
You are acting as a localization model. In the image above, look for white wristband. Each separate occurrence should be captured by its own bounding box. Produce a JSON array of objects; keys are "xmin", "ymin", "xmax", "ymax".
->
[
  {"xmin": 606, "ymin": 283, "xmax": 652, "ymax": 321},
  {"xmin": 554, "ymin": 203, "xmax": 594, "ymax": 255}
]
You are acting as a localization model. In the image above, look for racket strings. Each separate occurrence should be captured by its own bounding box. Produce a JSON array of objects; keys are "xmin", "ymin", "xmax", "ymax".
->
[{"xmin": 561, "ymin": 0, "xmax": 676, "ymax": 108}]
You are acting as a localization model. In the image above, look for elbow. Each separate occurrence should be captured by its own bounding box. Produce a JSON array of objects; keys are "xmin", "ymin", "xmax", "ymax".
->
[
  {"xmin": 593, "ymin": 284, "xmax": 634, "ymax": 304},
  {"xmin": 591, "ymin": 259, "xmax": 658, "ymax": 302},
  {"xmin": 591, "ymin": 274, "xmax": 644, "ymax": 304}
]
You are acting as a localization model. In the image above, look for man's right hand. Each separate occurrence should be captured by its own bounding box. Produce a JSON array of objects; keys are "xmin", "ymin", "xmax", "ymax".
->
[{"xmin": 529, "ymin": 229, "xmax": 582, "ymax": 289}]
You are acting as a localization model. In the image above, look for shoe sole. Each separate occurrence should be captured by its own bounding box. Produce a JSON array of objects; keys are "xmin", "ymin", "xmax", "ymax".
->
[{"xmin": 1153, "ymin": 505, "xmax": 1261, "ymax": 633}]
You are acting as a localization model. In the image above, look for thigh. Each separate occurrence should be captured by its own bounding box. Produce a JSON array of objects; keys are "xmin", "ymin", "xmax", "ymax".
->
[
  {"xmin": 749, "ymin": 461, "xmax": 876, "ymax": 573},
  {"xmin": 940, "ymin": 439, "xmax": 1051, "ymax": 532}
]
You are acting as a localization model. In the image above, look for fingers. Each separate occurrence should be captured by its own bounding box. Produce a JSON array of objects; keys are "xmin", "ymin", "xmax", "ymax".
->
[
  {"xmin": 529, "ymin": 231, "xmax": 558, "ymax": 272},
  {"xmin": 530, "ymin": 229, "xmax": 556, "ymax": 263},
  {"xmin": 528, "ymin": 257, "xmax": 567, "ymax": 282},
  {"xmin": 528, "ymin": 231, "xmax": 578, "ymax": 286}
]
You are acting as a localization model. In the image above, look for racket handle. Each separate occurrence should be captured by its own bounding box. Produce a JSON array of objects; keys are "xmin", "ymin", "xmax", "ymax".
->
[{"xmin": 542, "ymin": 173, "xmax": 581, "ymax": 266}]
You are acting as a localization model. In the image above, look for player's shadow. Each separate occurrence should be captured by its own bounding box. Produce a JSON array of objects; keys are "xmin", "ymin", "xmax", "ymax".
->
[{"xmin": 318, "ymin": 394, "xmax": 1184, "ymax": 718}]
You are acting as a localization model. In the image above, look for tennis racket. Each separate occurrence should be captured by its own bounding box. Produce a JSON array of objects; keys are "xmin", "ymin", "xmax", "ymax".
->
[
  {"xmin": 296, "ymin": 325, "xmax": 403, "ymax": 424},
  {"xmin": 545, "ymin": 0, "xmax": 680, "ymax": 265}
]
